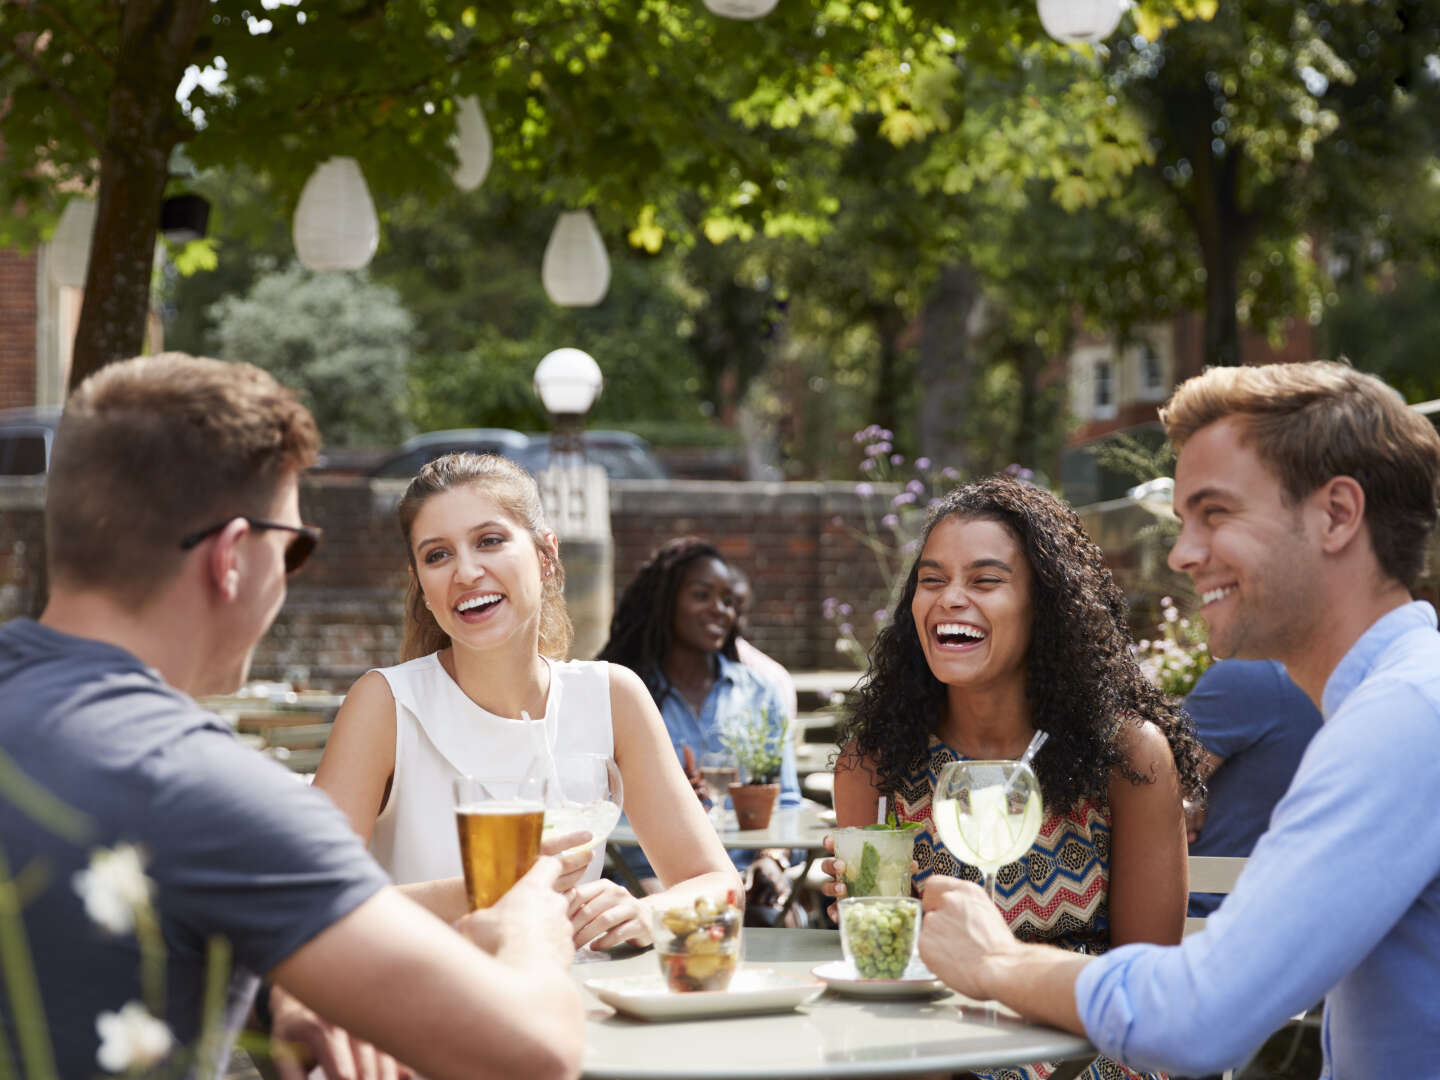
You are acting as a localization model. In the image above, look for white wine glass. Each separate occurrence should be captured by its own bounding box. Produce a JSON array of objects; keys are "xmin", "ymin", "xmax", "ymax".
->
[
  {"xmin": 932, "ymin": 759, "xmax": 1043, "ymax": 905},
  {"xmin": 544, "ymin": 753, "xmax": 624, "ymax": 857}
]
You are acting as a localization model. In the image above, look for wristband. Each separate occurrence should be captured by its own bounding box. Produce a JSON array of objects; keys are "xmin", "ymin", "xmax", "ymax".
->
[{"xmin": 253, "ymin": 981, "xmax": 274, "ymax": 1033}]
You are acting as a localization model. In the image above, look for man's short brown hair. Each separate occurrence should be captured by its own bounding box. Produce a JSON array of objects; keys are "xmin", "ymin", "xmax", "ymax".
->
[
  {"xmin": 1160, "ymin": 360, "xmax": 1440, "ymax": 588},
  {"xmin": 46, "ymin": 353, "xmax": 320, "ymax": 601}
]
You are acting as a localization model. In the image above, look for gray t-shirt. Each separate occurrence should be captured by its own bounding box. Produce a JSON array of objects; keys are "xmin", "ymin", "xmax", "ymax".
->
[{"xmin": 0, "ymin": 619, "xmax": 389, "ymax": 1078}]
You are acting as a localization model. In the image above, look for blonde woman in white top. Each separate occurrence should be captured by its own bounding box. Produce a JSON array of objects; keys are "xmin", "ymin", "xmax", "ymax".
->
[{"xmin": 315, "ymin": 453, "xmax": 738, "ymax": 949}]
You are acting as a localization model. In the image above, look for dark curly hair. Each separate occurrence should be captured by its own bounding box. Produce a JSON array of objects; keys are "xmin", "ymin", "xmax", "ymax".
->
[
  {"xmin": 839, "ymin": 476, "xmax": 1206, "ymax": 813},
  {"xmin": 597, "ymin": 536, "xmax": 740, "ymax": 706}
]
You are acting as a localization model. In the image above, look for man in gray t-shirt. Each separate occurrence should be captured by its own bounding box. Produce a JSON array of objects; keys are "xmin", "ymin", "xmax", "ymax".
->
[
  {"xmin": 0, "ymin": 354, "xmax": 584, "ymax": 1080},
  {"xmin": 0, "ymin": 620, "xmax": 388, "ymax": 1073}
]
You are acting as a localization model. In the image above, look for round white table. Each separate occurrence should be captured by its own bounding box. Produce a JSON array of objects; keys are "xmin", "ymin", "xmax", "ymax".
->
[{"xmin": 575, "ymin": 929, "xmax": 1097, "ymax": 1079}]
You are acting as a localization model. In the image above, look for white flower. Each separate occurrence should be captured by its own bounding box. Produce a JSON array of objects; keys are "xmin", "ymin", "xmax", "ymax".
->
[
  {"xmin": 73, "ymin": 844, "xmax": 152, "ymax": 935},
  {"xmin": 96, "ymin": 1001, "xmax": 173, "ymax": 1072}
]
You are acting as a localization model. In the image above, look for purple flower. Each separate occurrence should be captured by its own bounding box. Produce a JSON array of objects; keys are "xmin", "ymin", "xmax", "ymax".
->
[
  {"xmin": 915, "ymin": 457, "xmax": 931, "ymax": 470},
  {"xmin": 839, "ymin": 622, "xmax": 853, "ymax": 635},
  {"xmin": 865, "ymin": 441, "xmax": 892, "ymax": 457},
  {"xmin": 823, "ymin": 597, "xmax": 838, "ymax": 618},
  {"xmin": 890, "ymin": 453, "xmax": 904, "ymax": 466},
  {"xmin": 881, "ymin": 513, "xmax": 899, "ymax": 529},
  {"xmin": 892, "ymin": 491, "xmax": 917, "ymax": 506},
  {"xmin": 903, "ymin": 539, "xmax": 921, "ymax": 553},
  {"xmin": 860, "ymin": 457, "xmax": 876, "ymax": 472},
  {"xmin": 873, "ymin": 609, "xmax": 889, "ymax": 624},
  {"xmin": 879, "ymin": 429, "xmax": 894, "ymax": 440},
  {"xmin": 855, "ymin": 482, "xmax": 874, "ymax": 497},
  {"xmin": 838, "ymin": 603, "xmax": 852, "ymax": 616},
  {"xmin": 906, "ymin": 479, "xmax": 925, "ymax": 494},
  {"xmin": 941, "ymin": 467, "xmax": 960, "ymax": 481},
  {"xmin": 927, "ymin": 497, "xmax": 943, "ymax": 510}
]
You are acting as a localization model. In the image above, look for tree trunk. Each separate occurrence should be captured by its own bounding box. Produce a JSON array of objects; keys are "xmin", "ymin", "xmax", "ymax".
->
[
  {"xmin": 867, "ymin": 301, "xmax": 906, "ymax": 440},
  {"xmin": 916, "ymin": 263, "xmax": 982, "ymax": 470},
  {"xmin": 1181, "ymin": 142, "xmax": 1259, "ymax": 370},
  {"xmin": 69, "ymin": 0, "xmax": 206, "ymax": 390}
]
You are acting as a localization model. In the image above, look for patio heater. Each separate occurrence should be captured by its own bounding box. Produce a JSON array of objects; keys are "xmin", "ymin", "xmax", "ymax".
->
[{"xmin": 533, "ymin": 348, "xmax": 612, "ymax": 658}]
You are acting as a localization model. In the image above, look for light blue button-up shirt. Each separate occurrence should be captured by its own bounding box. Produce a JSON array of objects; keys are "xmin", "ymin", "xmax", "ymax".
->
[{"xmin": 1076, "ymin": 601, "xmax": 1440, "ymax": 1078}]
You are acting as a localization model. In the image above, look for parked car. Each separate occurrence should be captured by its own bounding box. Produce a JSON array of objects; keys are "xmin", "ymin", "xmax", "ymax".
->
[
  {"xmin": 0, "ymin": 406, "xmax": 62, "ymax": 476},
  {"xmin": 368, "ymin": 428, "xmax": 532, "ymax": 479},
  {"xmin": 368, "ymin": 428, "xmax": 667, "ymax": 482},
  {"xmin": 516, "ymin": 430, "xmax": 668, "ymax": 480}
]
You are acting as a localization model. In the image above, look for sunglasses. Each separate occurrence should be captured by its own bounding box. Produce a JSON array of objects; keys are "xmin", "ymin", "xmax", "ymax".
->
[{"xmin": 179, "ymin": 517, "xmax": 322, "ymax": 575}]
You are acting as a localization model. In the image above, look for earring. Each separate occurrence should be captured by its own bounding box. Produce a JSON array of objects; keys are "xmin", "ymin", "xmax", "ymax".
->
[{"xmin": 424, "ymin": 598, "xmax": 431, "ymax": 609}]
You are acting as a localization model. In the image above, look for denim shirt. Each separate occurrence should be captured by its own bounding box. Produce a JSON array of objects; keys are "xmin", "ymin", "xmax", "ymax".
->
[
  {"xmin": 653, "ymin": 653, "xmax": 801, "ymax": 805},
  {"xmin": 1076, "ymin": 601, "xmax": 1440, "ymax": 1078},
  {"xmin": 620, "ymin": 654, "xmax": 800, "ymax": 878}
]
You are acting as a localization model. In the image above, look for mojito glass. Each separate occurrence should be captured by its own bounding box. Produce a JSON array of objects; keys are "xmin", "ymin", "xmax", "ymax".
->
[{"xmin": 832, "ymin": 825, "xmax": 917, "ymax": 897}]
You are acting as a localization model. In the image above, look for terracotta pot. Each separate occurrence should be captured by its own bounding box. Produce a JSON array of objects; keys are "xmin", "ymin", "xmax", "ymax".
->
[{"xmin": 728, "ymin": 782, "xmax": 780, "ymax": 830}]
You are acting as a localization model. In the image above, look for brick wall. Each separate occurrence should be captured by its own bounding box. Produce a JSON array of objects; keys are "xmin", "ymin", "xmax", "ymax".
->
[
  {"xmin": 4, "ymin": 475, "xmax": 1437, "ymax": 690},
  {"xmin": 0, "ymin": 477, "xmax": 895, "ymax": 687},
  {"xmin": 0, "ymin": 251, "xmax": 37, "ymax": 410}
]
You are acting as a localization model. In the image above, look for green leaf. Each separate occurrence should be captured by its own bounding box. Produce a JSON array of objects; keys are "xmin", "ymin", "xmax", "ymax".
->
[{"xmin": 855, "ymin": 842, "xmax": 879, "ymax": 895}]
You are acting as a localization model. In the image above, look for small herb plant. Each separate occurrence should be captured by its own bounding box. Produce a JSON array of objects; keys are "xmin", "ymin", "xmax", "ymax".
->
[{"xmin": 718, "ymin": 704, "xmax": 789, "ymax": 786}]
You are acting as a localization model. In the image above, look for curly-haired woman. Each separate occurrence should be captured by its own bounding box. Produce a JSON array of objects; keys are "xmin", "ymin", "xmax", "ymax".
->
[{"xmin": 831, "ymin": 476, "xmax": 1206, "ymax": 1080}]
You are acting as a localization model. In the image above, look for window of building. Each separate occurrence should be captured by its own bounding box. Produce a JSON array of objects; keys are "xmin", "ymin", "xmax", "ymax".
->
[{"xmin": 1093, "ymin": 357, "xmax": 1116, "ymax": 419}]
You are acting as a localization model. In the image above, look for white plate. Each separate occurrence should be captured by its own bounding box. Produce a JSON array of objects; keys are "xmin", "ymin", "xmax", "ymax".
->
[
  {"xmin": 810, "ymin": 960, "xmax": 949, "ymax": 999},
  {"xmin": 585, "ymin": 968, "xmax": 824, "ymax": 1021}
]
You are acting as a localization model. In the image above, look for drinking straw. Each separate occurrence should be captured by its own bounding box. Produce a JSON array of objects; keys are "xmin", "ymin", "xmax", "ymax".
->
[
  {"xmin": 876, "ymin": 795, "xmax": 887, "ymax": 824},
  {"xmin": 1018, "ymin": 729, "xmax": 1049, "ymax": 767},
  {"xmin": 1000, "ymin": 729, "xmax": 1050, "ymax": 802}
]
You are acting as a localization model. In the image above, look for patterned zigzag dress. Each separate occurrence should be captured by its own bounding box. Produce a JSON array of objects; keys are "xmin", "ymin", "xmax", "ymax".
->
[{"xmin": 895, "ymin": 736, "xmax": 1166, "ymax": 1080}]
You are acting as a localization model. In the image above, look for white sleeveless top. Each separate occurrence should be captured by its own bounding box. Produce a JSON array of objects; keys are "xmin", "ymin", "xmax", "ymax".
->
[{"xmin": 369, "ymin": 652, "xmax": 614, "ymax": 886}]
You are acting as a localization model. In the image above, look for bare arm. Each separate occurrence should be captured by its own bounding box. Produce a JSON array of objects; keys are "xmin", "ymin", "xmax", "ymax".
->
[
  {"xmin": 1106, "ymin": 720, "xmax": 1188, "ymax": 947},
  {"xmin": 832, "ymin": 739, "xmax": 885, "ymax": 827},
  {"xmin": 271, "ymin": 863, "xmax": 583, "ymax": 1080},
  {"xmin": 609, "ymin": 665, "xmax": 740, "ymax": 903},
  {"xmin": 313, "ymin": 671, "xmax": 398, "ymax": 844}
]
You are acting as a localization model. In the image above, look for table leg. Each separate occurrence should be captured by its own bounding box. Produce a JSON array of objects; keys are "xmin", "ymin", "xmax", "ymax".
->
[
  {"xmin": 777, "ymin": 852, "xmax": 817, "ymax": 922},
  {"xmin": 605, "ymin": 843, "xmax": 647, "ymax": 897}
]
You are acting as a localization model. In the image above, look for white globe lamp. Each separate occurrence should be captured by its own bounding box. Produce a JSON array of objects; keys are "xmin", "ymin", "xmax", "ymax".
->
[
  {"xmin": 450, "ymin": 96, "xmax": 493, "ymax": 192},
  {"xmin": 1037, "ymin": 0, "xmax": 1125, "ymax": 45},
  {"xmin": 292, "ymin": 157, "xmax": 380, "ymax": 271},
  {"xmin": 541, "ymin": 210, "xmax": 610, "ymax": 306},
  {"xmin": 533, "ymin": 348, "xmax": 604, "ymax": 417}
]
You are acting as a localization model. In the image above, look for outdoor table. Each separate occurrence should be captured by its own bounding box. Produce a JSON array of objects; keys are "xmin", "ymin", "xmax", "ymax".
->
[
  {"xmin": 575, "ymin": 928, "xmax": 1098, "ymax": 1079},
  {"xmin": 606, "ymin": 803, "xmax": 834, "ymax": 912}
]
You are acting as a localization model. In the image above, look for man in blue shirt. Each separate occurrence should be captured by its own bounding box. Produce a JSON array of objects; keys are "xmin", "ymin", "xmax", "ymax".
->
[
  {"xmin": 917, "ymin": 361, "xmax": 1440, "ymax": 1079},
  {"xmin": 1183, "ymin": 659, "xmax": 1322, "ymax": 916}
]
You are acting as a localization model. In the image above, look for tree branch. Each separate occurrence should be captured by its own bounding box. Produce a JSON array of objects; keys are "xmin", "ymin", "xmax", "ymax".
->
[
  {"xmin": 33, "ymin": 1, "xmax": 117, "ymax": 70},
  {"xmin": 5, "ymin": 35, "xmax": 103, "ymax": 151}
]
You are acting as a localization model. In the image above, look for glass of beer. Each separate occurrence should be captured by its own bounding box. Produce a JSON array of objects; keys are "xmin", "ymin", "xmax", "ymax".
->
[{"xmin": 453, "ymin": 775, "xmax": 547, "ymax": 910}]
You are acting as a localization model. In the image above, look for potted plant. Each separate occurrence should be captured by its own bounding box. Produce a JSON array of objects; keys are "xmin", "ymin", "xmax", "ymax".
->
[{"xmin": 719, "ymin": 704, "xmax": 788, "ymax": 830}]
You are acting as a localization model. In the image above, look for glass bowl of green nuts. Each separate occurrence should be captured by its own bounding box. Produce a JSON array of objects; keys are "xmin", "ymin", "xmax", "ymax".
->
[{"xmin": 837, "ymin": 896, "xmax": 922, "ymax": 980}]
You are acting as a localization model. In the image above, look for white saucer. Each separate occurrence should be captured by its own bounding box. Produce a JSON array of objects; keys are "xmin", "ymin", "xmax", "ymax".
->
[
  {"xmin": 810, "ymin": 960, "xmax": 949, "ymax": 999},
  {"xmin": 585, "ymin": 967, "xmax": 824, "ymax": 1021}
]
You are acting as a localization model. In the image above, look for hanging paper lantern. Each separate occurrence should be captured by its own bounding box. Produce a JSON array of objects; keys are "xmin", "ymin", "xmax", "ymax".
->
[
  {"xmin": 541, "ymin": 210, "xmax": 610, "ymax": 307},
  {"xmin": 292, "ymin": 157, "xmax": 379, "ymax": 271},
  {"xmin": 1037, "ymin": 0, "xmax": 1125, "ymax": 44},
  {"xmin": 703, "ymin": 0, "xmax": 780, "ymax": 17},
  {"xmin": 48, "ymin": 197, "xmax": 97, "ymax": 288},
  {"xmin": 450, "ymin": 96, "xmax": 493, "ymax": 192}
]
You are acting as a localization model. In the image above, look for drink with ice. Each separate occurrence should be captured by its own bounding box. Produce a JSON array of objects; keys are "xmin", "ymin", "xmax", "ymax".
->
[
  {"xmin": 832, "ymin": 825, "xmax": 918, "ymax": 897},
  {"xmin": 932, "ymin": 759, "xmax": 1042, "ymax": 902}
]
